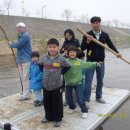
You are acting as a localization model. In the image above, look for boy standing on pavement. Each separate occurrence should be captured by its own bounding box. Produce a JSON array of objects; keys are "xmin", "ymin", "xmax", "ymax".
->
[{"xmin": 39, "ymin": 38, "xmax": 70, "ymax": 127}]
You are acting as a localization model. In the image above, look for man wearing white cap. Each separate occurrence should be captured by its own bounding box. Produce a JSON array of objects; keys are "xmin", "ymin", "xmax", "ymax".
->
[{"xmin": 9, "ymin": 22, "xmax": 32, "ymax": 101}]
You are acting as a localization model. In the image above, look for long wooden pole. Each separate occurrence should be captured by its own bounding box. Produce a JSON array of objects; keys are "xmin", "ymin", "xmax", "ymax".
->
[
  {"xmin": 0, "ymin": 25, "xmax": 24, "ymax": 93},
  {"xmin": 77, "ymin": 28, "xmax": 130, "ymax": 64}
]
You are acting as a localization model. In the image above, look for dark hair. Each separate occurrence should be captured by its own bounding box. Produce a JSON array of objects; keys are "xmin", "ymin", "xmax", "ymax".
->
[
  {"xmin": 67, "ymin": 46, "xmax": 78, "ymax": 56},
  {"xmin": 64, "ymin": 29, "xmax": 75, "ymax": 40},
  {"xmin": 31, "ymin": 51, "xmax": 40, "ymax": 58},
  {"xmin": 64, "ymin": 44, "xmax": 72, "ymax": 51},
  {"xmin": 90, "ymin": 16, "xmax": 101, "ymax": 23},
  {"xmin": 77, "ymin": 49, "xmax": 85, "ymax": 59},
  {"xmin": 47, "ymin": 38, "xmax": 59, "ymax": 46}
]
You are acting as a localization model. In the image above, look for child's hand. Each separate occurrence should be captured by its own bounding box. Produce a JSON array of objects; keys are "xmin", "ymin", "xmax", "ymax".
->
[
  {"xmin": 63, "ymin": 51, "xmax": 67, "ymax": 56},
  {"xmin": 62, "ymin": 48, "xmax": 65, "ymax": 51},
  {"xmin": 96, "ymin": 62, "xmax": 103, "ymax": 67}
]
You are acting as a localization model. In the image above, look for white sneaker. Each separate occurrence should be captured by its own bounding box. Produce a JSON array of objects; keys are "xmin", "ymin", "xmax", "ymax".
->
[
  {"xmin": 86, "ymin": 102, "xmax": 90, "ymax": 109},
  {"xmin": 67, "ymin": 109, "xmax": 75, "ymax": 114},
  {"xmin": 82, "ymin": 113, "xmax": 88, "ymax": 119}
]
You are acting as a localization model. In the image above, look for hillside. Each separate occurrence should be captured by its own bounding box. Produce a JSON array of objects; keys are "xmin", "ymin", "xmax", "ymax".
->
[{"xmin": 0, "ymin": 15, "xmax": 130, "ymax": 55}]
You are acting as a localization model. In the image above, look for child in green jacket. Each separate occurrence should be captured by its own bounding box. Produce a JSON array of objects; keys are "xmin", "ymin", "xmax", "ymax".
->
[{"xmin": 64, "ymin": 46, "xmax": 101, "ymax": 119}]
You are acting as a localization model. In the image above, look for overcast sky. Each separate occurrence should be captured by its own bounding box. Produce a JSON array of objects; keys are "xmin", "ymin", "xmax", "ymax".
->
[{"xmin": 1, "ymin": 0, "xmax": 130, "ymax": 24}]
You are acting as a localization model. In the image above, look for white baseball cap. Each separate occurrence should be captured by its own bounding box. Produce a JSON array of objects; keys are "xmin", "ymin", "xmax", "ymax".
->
[{"xmin": 16, "ymin": 22, "xmax": 26, "ymax": 27}]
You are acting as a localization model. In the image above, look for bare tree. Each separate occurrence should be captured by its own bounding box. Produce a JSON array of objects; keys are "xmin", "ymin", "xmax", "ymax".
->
[
  {"xmin": 36, "ymin": 9, "xmax": 40, "ymax": 18},
  {"xmin": 3, "ymin": 0, "xmax": 13, "ymax": 16},
  {"xmin": 0, "ymin": 6, "xmax": 5, "ymax": 15},
  {"xmin": 80, "ymin": 15, "xmax": 86, "ymax": 23},
  {"xmin": 120, "ymin": 22, "xmax": 125, "ymax": 28},
  {"xmin": 25, "ymin": 12, "xmax": 30, "ymax": 17},
  {"xmin": 0, "ymin": 10, "xmax": 5, "ymax": 15},
  {"xmin": 126, "ymin": 23, "xmax": 130, "ymax": 28},
  {"xmin": 72, "ymin": 15, "xmax": 77, "ymax": 22},
  {"xmin": 106, "ymin": 20, "xmax": 111, "ymax": 27},
  {"xmin": 62, "ymin": 9, "xmax": 72, "ymax": 21},
  {"xmin": 21, "ymin": 7, "xmax": 26, "ymax": 16},
  {"xmin": 113, "ymin": 19, "xmax": 119, "ymax": 27}
]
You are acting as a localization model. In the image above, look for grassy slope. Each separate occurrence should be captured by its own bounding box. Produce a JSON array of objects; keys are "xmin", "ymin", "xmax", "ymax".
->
[{"xmin": 0, "ymin": 15, "xmax": 130, "ymax": 55}]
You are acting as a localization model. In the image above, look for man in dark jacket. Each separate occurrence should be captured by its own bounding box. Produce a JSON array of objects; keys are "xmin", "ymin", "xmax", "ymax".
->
[{"xmin": 81, "ymin": 16, "xmax": 122, "ymax": 107}]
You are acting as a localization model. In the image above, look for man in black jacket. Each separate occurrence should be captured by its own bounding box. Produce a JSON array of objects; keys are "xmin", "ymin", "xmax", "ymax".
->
[{"xmin": 81, "ymin": 16, "xmax": 122, "ymax": 107}]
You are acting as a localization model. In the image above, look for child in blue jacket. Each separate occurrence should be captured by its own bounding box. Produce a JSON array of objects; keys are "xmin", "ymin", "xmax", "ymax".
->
[{"xmin": 29, "ymin": 51, "xmax": 43, "ymax": 107}]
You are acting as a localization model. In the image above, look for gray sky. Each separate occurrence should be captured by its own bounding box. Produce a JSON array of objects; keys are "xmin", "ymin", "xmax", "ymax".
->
[{"xmin": 1, "ymin": 0, "xmax": 130, "ymax": 24}]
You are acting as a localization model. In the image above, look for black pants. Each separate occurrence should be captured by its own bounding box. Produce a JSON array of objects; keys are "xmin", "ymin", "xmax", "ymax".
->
[
  {"xmin": 61, "ymin": 77, "xmax": 65, "ymax": 92},
  {"xmin": 43, "ymin": 87, "xmax": 63, "ymax": 122}
]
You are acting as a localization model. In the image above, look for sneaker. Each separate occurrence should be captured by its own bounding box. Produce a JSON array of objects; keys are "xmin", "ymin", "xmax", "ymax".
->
[
  {"xmin": 86, "ymin": 102, "xmax": 90, "ymax": 109},
  {"xmin": 96, "ymin": 98, "xmax": 106, "ymax": 104},
  {"xmin": 41, "ymin": 118, "xmax": 50, "ymax": 123},
  {"xmin": 19, "ymin": 97, "xmax": 30, "ymax": 101},
  {"xmin": 54, "ymin": 122, "xmax": 61, "ymax": 127},
  {"xmin": 34, "ymin": 100, "xmax": 44, "ymax": 107},
  {"xmin": 82, "ymin": 113, "xmax": 88, "ymax": 119},
  {"xmin": 34, "ymin": 100, "xmax": 39, "ymax": 107},
  {"xmin": 34, "ymin": 100, "xmax": 38, "ymax": 103},
  {"xmin": 38, "ymin": 100, "xmax": 44, "ymax": 105},
  {"xmin": 67, "ymin": 109, "xmax": 75, "ymax": 114}
]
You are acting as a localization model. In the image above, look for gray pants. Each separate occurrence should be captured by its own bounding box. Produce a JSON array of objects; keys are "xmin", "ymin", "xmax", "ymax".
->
[{"xmin": 18, "ymin": 62, "xmax": 30, "ymax": 99}]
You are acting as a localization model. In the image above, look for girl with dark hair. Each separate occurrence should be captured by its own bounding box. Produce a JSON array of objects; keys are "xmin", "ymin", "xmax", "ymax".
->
[{"xmin": 60, "ymin": 29, "xmax": 80, "ymax": 54}]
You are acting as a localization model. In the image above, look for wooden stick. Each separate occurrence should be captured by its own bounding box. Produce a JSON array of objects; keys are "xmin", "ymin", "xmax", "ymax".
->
[
  {"xmin": 0, "ymin": 25, "xmax": 24, "ymax": 93},
  {"xmin": 77, "ymin": 28, "xmax": 130, "ymax": 64}
]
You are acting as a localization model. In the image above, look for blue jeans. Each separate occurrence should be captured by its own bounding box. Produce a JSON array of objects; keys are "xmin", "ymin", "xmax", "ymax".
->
[
  {"xmin": 84, "ymin": 63, "xmax": 105, "ymax": 101},
  {"xmin": 33, "ymin": 90, "xmax": 43, "ymax": 101},
  {"xmin": 66, "ymin": 84, "xmax": 88, "ymax": 113}
]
